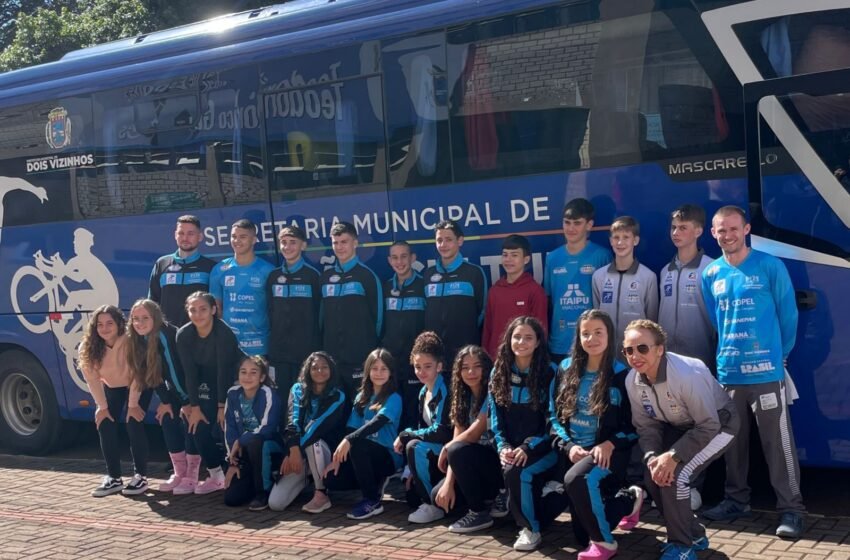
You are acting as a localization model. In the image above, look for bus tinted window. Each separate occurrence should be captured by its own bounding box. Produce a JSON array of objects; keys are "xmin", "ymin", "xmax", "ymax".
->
[
  {"xmin": 737, "ymin": 11, "xmax": 850, "ymax": 79},
  {"xmin": 447, "ymin": 6, "xmax": 596, "ymax": 181},
  {"xmin": 382, "ymin": 32, "xmax": 451, "ymax": 189},
  {"xmin": 0, "ymin": 99, "xmax": 92, "ymax": 226},
  {"xmin": 87, "ymin": 69, "xmax": 264, "ymax": 218},
  {"xmin": 262, "ymin": 45, "xmax": 386, "ymax": 198}
]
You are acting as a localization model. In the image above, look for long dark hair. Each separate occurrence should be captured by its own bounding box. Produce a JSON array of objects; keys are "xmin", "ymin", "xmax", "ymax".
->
[
  {"xmin": 298, "ymin": 351, "xmax": 340, "ymax": 408},
  {"xmin": 490, "ymin": 316, "xmax": 550, "ymax": 411},
  {"xmin": 354, "ymin": 348, "xmax": 397, "ymax": 414},
  {"xmin": 557, "ymin": 309, "xmax": 617, "ymax": 421},
  {"xmin": 450, "ymin": 345, "xmax": 493, "ymax": 428},
  {"xmin": 78, "ymin": 305, "xmax": 126, "ymax": 371}
]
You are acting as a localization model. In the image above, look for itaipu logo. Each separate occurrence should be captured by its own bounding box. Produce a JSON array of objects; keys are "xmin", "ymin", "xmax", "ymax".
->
[{"xmin": 45, "ymin": 107, "xmax": 72, "ymax": 149}]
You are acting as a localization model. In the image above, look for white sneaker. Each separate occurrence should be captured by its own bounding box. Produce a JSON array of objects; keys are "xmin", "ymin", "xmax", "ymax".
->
[
  {"xmin": 513, "ymin": 528, "xmax": 542, "ymax": 551},
  {"xmin": 408, "ymin": 503, "xmax": 446, "ymax": 524},
  {"xmin": 691, "ymin": 488, "xmax": 702, "ymax": 511},
  {"xmin": 541, "ymin": 480, "xmax": 564, "ymax": 497}
]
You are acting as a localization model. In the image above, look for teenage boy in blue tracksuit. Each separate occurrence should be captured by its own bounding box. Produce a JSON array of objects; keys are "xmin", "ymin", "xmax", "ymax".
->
[
  {"xmin": 423, "ymin": 220, "xmax": 487, "ymax": 362},
  {"xmin": 320, "ymin": 221, "xmax": 383, "ymax": 397}
]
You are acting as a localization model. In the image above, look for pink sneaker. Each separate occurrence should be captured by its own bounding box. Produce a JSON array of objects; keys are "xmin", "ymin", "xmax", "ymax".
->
[
  {"xmin": 578, "ymin": 542, "xmax": 618, "ymax": 560},
  {"xmin": 617, "ymin": 486, "xmax": 646, "ymax": 531},
  {"xmin": 159, "ymin": 452, "xmax": 188, "ymax": 492},
  {"xmin": 301, "ymin": 490, "xmax": 332, "ymax": 514},
  {"xmin": 194, "ymin": 470, "xmax": 225, "ymax": 495},
  {"xmin": 172, "ymin": 477, "xmax": 197, "ymax": 495}
]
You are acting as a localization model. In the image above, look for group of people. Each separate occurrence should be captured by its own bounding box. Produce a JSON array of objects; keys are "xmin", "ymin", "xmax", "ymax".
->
[{"xmin": 78, "ymin": 198, "xmax": 806, "ymax": 559}]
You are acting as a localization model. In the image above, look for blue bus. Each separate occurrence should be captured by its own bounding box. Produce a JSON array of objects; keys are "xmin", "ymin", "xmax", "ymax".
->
[{"xmin": 0, "ymin": 0, "xmax": 847, "ymax": 466}]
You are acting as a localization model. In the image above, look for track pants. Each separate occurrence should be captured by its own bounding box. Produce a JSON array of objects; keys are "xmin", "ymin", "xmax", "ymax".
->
[
  {"xmin": 406, "ymin": 439, "xmax": 444, "ymax": 505},
  {"xmin": 191, "ymin": 396, "xmax": 226, "ymax": 471},
  {"xmin": 503, "ymin": 449, "xmax": 567, "ymax": 533},
  {"xmin": 99, "ymin": 386, "xmax": 152, "ymax": 479},
  {"xmin": 268, "ymin": 439, "xmax": 333, "ymax": 511},
  {"xmin": 646, "ymin": 420, "xmax": 738, "ymax": 546},
  {"xmin": 564, "ymin": 453, "xmax": 634, "ymax": 546},
  {"xmin": 224, "ymin": 436, "xmax": 270, "ymax": 506},
  {"xmin": 159, "ymin": 401, "xmax": 197, "ymax": 455},
  {"xmin": 439, "ymin": 441, "xmax": 502, "ymax": 512},
  {"xmin": 270, "ymin": 361, "xmax": 301, "ymax": 421},
  {"xmin": 325, "ymin": 438, "xmax": 396, "ymax": 501},
  {"xmin": 723, "ymin": 381, "xmax": 805, "ymax": 513}
]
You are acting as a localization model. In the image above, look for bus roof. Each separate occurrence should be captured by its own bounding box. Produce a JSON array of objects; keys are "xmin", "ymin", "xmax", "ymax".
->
[
  {"xmin": 0, "ymin": 0, "xmax": 569, "ymax": 108},
  {"xmin": 0, "ymin": 0, "xmax": 441, "ymax": 93}
]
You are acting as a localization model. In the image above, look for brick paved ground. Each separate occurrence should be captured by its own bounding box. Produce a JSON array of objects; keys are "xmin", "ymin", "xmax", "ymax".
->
[{"xmin": 0, "ymin": 455, "xmax": 847, "ymax": 560}]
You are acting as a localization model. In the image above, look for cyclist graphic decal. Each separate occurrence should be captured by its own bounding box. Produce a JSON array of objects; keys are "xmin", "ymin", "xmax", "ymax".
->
[{"xmin": 10, "ymin": 226, "xmax": 119, "ymax": 392}]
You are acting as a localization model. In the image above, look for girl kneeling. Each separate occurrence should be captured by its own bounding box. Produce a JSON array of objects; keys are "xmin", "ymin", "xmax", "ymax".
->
[
  {"xmin": 490, "ymin": 316, "xmax": 566, "ymax": 552},
  {"xmin": 551, "ymin": 309, "xmax": 641, "ymax": 560},
  {"xmin": 325, "ymin": 348, "xmax": 403, "ymax": 520},
  {"xmin": 269, "ymin": 351, "xmax": 347, "ymax": 513},
  {"xmin": 395, "ymin": 332, "xmax": 453, "ymax": 524},
  {"xmin": 223, "ymin": 356, "xmax": 281, "ymax": 509},
  {"xmin": 433, "ymin": 345, "xmax": 502, "ymax": 533}
]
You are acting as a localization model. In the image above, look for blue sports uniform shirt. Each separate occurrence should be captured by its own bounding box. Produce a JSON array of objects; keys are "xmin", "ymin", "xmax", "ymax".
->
[
  {"xmin": 347, "ymin": 392, "xmax": 404, "ymax": 469},
  {"xmin": 544, "ymin": 242, "xmax": 611, "ymax": 354},
  {"xmin": 702, "ymin": 249, "xmax": 798, "ymax": 385},
  {"xmin": 210, "ymin": 256, "xmax": 275, "ymax": 355}
]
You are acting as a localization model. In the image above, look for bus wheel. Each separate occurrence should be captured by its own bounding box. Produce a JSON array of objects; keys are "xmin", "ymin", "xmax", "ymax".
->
[{"xmin": 0, "ymin": 350, "xmax": 63, "ymax": 454}]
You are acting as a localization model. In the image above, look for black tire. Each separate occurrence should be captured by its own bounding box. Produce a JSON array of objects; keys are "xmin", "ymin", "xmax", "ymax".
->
[{"xmin": 0, "ymin": 350, "xmax": 64, "ymax": 454}]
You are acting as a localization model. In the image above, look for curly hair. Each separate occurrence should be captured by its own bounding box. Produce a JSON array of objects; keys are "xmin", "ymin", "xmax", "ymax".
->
[
  {"xmin": 126, "ymin": 299, "xmax": 165, "ymax": 390},
  {"xmin": 409, "ymin": 331, "xmax": 445, "ymax": 365},
  {"xmin": 450, "ymin": 345, "xmax": 493, "ymax": 428},
  {"xmin": 489, "ymin": 316, "xmax": 550, "ymax": 411},
  {"xmin": 78, "ymin": 305, "xmax": 126, "ymax": 372},
  {"xmin": 354, "ymin": 348, "xmax": 397, "ymax": 414},
  {"xmin": 297, "ymin": 351, "xmax": 340, "ymax": 406},
  {"xmin": 556, "ymin": 309, "xmax": 617, "ymax": 422}
]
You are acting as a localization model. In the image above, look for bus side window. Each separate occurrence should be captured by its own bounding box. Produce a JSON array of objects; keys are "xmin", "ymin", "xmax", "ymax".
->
[
  {"xmin": 446, "ymin": 6, "xmax": 595, "ymax": 182},
  {"xmin": 382, "ymin": 32, "xmax": 451, "ymax": 189},
  {"xmin": 0, "ymin": 99, "xmax": 86, "ymax": 227},
  {"xmin": 263, "ymin": 47, "xmax": 387, "ymax": 199}
]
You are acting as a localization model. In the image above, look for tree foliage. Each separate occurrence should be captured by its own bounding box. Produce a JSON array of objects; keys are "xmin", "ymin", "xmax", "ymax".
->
[{"xmin": 0, "ymin": 0, "xmax": 272, "ymax": 73}]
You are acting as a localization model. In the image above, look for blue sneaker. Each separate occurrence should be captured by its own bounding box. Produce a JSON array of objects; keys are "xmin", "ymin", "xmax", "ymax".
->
[
  {"xmin": 775, "ymin": 512, "xmax": 804, "ymax": 539},
  {"xmin": 659, "ymin": 537, "xmax": 708, "ymax": 553},
  {"xmin": 692, "ymin": 536, "xmax": 709, "ymax": 551},
  {"xmin": 346, "ymin": 498, "xmax": 384, "ymax": 520},
  {"xmin": 701, "ymin": 499, "xmax": 752, "ymax": 522},
  {"xmin": 660, "ymin": 542, "xmax": 696, "ymax": 560}
]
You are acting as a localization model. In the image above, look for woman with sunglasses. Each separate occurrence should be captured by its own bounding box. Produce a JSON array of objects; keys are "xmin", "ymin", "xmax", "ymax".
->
[{"xmin": 622, "ymin": 319, "xmax": 739, "ymax": 560}]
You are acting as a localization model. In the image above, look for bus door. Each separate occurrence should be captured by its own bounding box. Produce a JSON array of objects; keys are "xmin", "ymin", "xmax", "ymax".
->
[
  {"xmin": 741, "ymin": 69, "xmax": 850, "ymax": 467},
  {"xmin": 704, "ymin": 1, "xmax": 850, "ymax": 467}
]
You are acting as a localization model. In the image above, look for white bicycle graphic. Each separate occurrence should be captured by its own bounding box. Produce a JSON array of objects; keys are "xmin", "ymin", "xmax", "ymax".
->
[{"xmin": 10, "ymin": 229, "xmax": 119, "ymax": 393}]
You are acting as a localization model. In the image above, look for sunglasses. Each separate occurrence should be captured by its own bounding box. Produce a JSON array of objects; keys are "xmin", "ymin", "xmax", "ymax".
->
[{"xmin": 623, "ymin": 344, "xmax": 655, "ymax": 356}]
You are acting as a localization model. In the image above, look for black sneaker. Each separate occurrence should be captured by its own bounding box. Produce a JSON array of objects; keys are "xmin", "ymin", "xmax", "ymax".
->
[
  {"xmin": 449, "ymin": 510, "xmax": 494, "ymax": 534},
  {"xmin": 248, "ymin": 494, "xmax": 269, "ymax": 511},
  {"xmin": 92, "ymin": 476, "xmax": 123, "ymax": 497},
  {"xmin": 776, "ymin": 512, "xmax": 804, "ymax": 539},
  {"xmin": 490, "ymin": 489, "xmax": 509, "ymax": 518},
  {"xmin": 122, "ymin": 474, "xmax": 148, "ymax": 496}
]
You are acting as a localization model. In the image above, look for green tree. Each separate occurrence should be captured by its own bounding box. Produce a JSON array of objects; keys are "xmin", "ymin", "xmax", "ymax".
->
[
  {"xmin": 0, "ymin": 0, "xmax": 153, "ymax": 72},
  {"xmin": 0, "ymin": 0, "xmax": 270, "ymax": 73}
]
